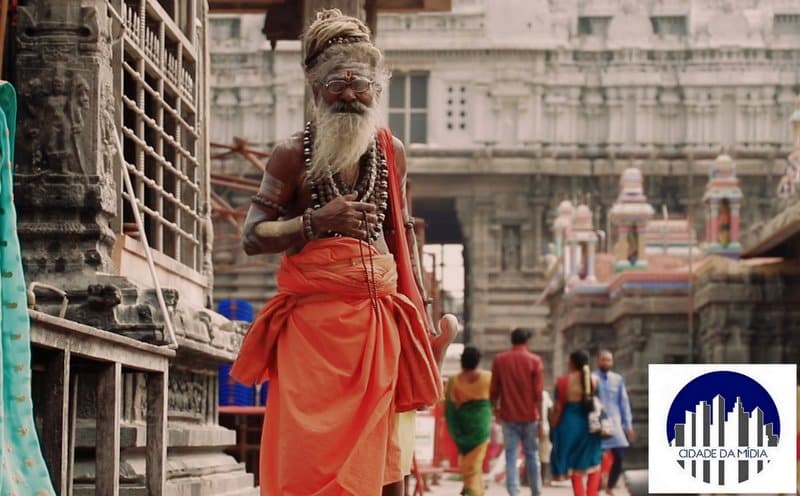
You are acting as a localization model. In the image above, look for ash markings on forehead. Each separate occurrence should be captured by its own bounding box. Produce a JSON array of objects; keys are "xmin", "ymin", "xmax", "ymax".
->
[{"xmin": 321, "ymin": 63, "xmax": 374, "ymax": 82}]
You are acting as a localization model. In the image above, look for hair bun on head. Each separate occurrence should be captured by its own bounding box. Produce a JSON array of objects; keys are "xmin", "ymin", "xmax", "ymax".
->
[
  {"xmin": 303, "ymin": 8, "xmax": 374, "ymax": 71},
  {"xmin": 315, "ymin": 8, "xmax": 344, "ymax": 22}
]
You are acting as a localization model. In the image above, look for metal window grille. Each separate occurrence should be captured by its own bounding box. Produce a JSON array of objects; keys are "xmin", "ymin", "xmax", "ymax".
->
[{"xmin": 119, "ymin": 0, "xmax": 204, "ymax": 271}]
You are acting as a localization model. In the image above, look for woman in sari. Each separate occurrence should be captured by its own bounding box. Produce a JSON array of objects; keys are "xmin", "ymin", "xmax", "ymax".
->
[
  {"xmin": 550, "ymin": 350, "xmax": 603, "ymax": 496},
  {"xmin": 445, "ymin": 346, "xmax": 492, "ymax": 496}
]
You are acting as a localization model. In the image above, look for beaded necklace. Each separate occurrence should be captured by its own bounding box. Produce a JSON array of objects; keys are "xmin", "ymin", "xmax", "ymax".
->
[{"xmin": 303, "ymin": 121, "xmax": 389, "ymax": 242}]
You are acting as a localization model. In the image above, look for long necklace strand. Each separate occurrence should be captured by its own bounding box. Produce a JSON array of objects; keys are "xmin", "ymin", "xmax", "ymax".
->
[{"xmin": 303, "ymin": 122, "xmax": 386, "ymax": 312}]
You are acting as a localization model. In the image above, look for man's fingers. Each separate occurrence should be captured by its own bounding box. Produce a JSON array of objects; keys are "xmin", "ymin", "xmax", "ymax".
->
[
  {"xmin": 348, "ymin": 201, "xmax": 377, "ymax": 212},
  {"xmin": 343, "ymin": 192, "xmax": 358, "ymax": 200}
]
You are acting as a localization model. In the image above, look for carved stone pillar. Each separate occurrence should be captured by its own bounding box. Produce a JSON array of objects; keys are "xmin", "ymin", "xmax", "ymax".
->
[{"xmin": 15, "ymin": 0, "xmax": 118, "ymax": 288}]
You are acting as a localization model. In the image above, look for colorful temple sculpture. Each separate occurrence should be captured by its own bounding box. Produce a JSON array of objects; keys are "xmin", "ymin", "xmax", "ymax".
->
[
  {"xmin": 703, "ymin": 154, "xmax": 743, "ymax": 258},
  {"xmin": 565, "ymin": 204, "xmax": 604, "ymax": 294},
  {"xmin": 609, "ymin": 168, "xmax": 654, "ymax": 272}
]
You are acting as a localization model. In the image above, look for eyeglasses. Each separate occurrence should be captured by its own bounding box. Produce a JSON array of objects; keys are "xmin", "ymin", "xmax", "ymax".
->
[{"xmin": 323, "ymin": 77, "xmax": 373, "ymax": 94}]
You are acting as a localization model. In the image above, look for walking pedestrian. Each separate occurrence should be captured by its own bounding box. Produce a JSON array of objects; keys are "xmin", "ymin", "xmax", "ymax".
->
[
  {"xmin": 550, "ymin": 350, "xmax": 602, "ymax": 496},
  {"xmin": 594, "ymin": 350, "xmax": 635, "ymax": 495},
  {"xmin": 490, "ymin": 328, "xmax": 544, "ymax": 496},
  {"xmin": 445, "ymin": 346, "xmax": 493, "ymax": 496}
]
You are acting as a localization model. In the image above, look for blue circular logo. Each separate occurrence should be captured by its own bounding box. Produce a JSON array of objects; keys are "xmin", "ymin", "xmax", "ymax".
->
[{"xmin": 666, "ymin": 371, "xmax": 780, "ymax": 485}]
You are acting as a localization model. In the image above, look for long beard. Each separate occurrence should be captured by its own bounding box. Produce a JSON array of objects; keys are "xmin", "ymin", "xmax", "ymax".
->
[{"xmin": 309, "ymin": 100, "xmax": 379, "ymax": 185}]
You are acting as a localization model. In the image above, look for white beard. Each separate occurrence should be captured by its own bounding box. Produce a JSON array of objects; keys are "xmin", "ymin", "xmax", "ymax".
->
[{"xmin": 309, "ymin": 100, "xmax": 379, "ymax": 186}]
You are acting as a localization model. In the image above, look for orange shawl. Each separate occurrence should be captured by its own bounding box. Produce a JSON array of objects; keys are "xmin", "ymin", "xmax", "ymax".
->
[
  {"xmin": 232, "ymin": 238, "xmax": 428, "ymax": 495},
  {"xmin": 379, "ymin": 128, "xmax": 442, "ymax": 411}
]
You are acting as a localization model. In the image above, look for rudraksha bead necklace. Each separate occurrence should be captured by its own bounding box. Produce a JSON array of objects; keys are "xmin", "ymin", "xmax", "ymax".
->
[{"xmin": 303, "ymin": 121, "xmax": 389, "ymax": 243}]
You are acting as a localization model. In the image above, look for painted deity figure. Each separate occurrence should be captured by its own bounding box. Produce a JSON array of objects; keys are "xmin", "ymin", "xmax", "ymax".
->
[
  {"xmin": 626, "ymin": 224, "xmax": 639, "ymax": 265},
  {"xmin": 578, "ymin": 242, "xmax": 589, "ymax": 279},
  {"xmin": 718, "ymin": 199, "xmax": 731, "ymax": 246}
]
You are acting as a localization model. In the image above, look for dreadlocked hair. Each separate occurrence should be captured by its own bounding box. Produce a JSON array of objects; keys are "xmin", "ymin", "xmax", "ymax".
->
[{"xmin": 303, "ymin": 9, "xmax": 379, "ymax": 71}]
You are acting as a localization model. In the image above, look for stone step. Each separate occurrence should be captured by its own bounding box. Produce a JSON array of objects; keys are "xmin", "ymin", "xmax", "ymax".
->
[
  {"xmin": 74, "ymin": 470, "xmax": 258, "ymax": 496},
  {"xmin": 165, "ymin": 470, "xmax": 257, "ymax": 496}
]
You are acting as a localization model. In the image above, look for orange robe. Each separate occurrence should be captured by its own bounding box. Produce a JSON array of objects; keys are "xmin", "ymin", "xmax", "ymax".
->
[{"xmin": 231, "ymin": 237, "xmax": 428, "ymax": 495}]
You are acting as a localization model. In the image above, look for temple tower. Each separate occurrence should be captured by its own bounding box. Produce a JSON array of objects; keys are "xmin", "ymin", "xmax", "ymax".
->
[{"xmin": 609, "ymin": 168, "xmax": 654, "ymax": 272}]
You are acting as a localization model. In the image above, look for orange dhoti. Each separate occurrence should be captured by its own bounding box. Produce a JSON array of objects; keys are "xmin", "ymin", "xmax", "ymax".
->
[{"xmin": 231, "ymin": 237, "xmax": 430, "ymax": 495}]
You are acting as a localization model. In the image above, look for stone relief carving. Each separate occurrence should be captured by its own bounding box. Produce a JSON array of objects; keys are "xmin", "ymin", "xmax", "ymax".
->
[
  {"xmin": 201, "ymin": 202, "xmax": 215, "ymax": 308},
  {"xmin": 168, "ymin": 369, "xmax": 209, "ymax": 421},
  {"xmin": 100, "ymin": 84, "xmax": 118, "ymax": 176},
  {"xmin": 17, "ymin": 68, "xmax": 93, "ymax": 175},
  {"xmin": 501, "ymin": 225, "xmax": 521, "ymax": 272}
]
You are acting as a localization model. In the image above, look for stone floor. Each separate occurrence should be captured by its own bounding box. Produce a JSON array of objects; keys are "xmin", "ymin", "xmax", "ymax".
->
[{"xmin": 419, "ymin": 475, "xmax": 632, "ymax": 496}]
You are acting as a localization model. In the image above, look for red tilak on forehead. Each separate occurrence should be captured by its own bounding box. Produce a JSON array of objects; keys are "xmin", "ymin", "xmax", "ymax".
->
[{"xmin": 345, "ymin": 70, "xmax": 353, "ymax": 80}]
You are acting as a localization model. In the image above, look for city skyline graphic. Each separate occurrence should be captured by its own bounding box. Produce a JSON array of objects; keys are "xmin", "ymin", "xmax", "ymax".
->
[
  {"xmin": 666, "ymin": 371, "xmax": 780, "ymax": 485},
  {"xmin": 670, "ymin": 394, "xmax": 778, "ymax": 484}
]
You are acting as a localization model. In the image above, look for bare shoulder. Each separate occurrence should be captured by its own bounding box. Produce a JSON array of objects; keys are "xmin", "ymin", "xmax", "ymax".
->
[
  {"xmin": 391, "ymin": 135, "xmax": 405, "ymax": 155},
  {"xmin": 391, "ymin": 135, "xmax": 407, "ymax": 177},
  {"xmin": 267, "ymin": 133, "xmax": 304, "ymax": 181}
]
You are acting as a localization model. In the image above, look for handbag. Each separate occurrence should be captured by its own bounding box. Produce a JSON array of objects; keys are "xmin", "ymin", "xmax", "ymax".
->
[{"xmin": 588, "ymin": 395, "xmax": 613, "ymax": 438}]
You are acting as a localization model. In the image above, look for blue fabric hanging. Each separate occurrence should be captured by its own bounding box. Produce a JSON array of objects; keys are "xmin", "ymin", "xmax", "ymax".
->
[{"xmin": 0, "ymin": 81, "xmax": 56, "ymax": 495}]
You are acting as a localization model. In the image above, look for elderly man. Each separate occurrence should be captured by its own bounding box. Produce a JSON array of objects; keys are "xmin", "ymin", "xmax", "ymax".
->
[{"xmin": 230, "ymin": 10, "xmax": 453, "ymax": 496}]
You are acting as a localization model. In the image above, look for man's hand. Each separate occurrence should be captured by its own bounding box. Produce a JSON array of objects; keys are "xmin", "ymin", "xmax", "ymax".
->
[
  {"xmin": 431, "ymin": 314, "xmax": 458, "ymax": 370},
  {"xmin": 310, "ymin": 192, "xmax": 378, "ymax": 240},
  {"xmin": 625, "ymin": 427, "xmax": 636, "ymax": 443}
]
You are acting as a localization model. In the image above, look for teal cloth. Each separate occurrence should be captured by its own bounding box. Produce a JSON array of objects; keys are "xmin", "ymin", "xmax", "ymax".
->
[
  {"xmin": 0, "ymin": 82, "xmax": 56, "ymax": 495},
  {"xmin": 444, "ymin": 378, "xmax": 492, "ymax": 455},
  {"xmin": 550, "ymin": 403, "xmax": 602, "ymax": 478}
]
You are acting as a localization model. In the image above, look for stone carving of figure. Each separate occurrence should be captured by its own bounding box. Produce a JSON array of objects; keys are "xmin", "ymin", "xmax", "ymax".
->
[
  {"xmin": 626, "ymin": 223, "xmax": 639, "ymax": 265},
  {"xmin": 45, "ymin": 73, "xmax": 71, "ymax": 168},
  {"xmin": 20, "ymin": 77, "xmax": 45, "ymax": 170},
  {"xmin": 69, "ymin": 74, "xmax": 90, "ymax": 172},
  {"xmin": 201, "ymin": 202, "xmax": 215, "ymax": 308},
  {"xmin": 100, "ymin": 85, "xmax": 118, "ymax": 175},
  {"xmin": 502, "ymin": 225, "xmax": 521, "ymax": 272}
]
